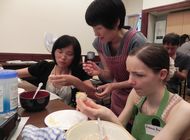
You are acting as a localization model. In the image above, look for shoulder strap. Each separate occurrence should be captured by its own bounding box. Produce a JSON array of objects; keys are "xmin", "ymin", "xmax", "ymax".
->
[
  {"xmin": 136, "ymin": 96, "xmax": 146, "ymax": 109},
  {"xmin": 123, "ymin": 29, "xmax": 137, "ymax": 52},
  {"xmin": 156, "ymin": 89, "xmax": 169, "ymax": 117},
  {"xmin": 98, "ymin": 29, "xmax": 137, "ymax": 54},
  {"xmin": 161, "ymin": 94, "xmax": 182, "ymax": 121}
]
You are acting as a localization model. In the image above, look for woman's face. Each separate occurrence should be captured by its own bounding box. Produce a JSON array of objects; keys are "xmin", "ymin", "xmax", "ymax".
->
[
  {"xmin": 126, "ymin": 56, "xmax": 162, "ymax": 96},
  {"xmin": 55, "ymin": 45, "xmax": 74, "ymax": 69},
  {"xmin": 92, "ymin": 25, "xmax": 117, "ymax": 43}
]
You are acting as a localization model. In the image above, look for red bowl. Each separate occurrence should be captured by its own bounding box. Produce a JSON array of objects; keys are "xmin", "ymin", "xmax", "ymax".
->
[{"xmin": 19, "ymin": 90, "xmax": 50, "ymax": 112}]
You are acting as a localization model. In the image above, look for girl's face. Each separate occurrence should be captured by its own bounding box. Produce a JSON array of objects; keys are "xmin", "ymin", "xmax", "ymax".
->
[
  {"xmin": 55, "ymin": 45, "xmax": 74, "ymax": 69},
  {"xmin": 92, "ymin": 25, "xmax": 117, "ymax": 43},
  {"xmin": 126, "ymin": 56, "xmax": 163, "ymax": 96}
]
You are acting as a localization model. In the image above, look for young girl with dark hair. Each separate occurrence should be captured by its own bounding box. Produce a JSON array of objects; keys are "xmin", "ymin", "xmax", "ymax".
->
[{"xmin": 17, "ymin": 35, "xmax": 95, "ymax": 105}]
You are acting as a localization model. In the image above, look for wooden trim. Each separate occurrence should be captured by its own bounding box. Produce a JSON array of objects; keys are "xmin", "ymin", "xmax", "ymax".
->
[
  {"xmin": 0, "ymin": 53, "xmax": 100, "ymax": 70},
  {"xmin": 0, "ymin": 53, "xmax": 100, "ymax": 63},
  {"xmin": 141, "ymin": 1, "xmax": 190, "ymax": 36},
  {"xmin": 141, "ymin": 11, "xmax": 148, "ymax": 37},
  {"xmin": 0, "ymin": 53, "xmax": 52, "ymax": 62}
]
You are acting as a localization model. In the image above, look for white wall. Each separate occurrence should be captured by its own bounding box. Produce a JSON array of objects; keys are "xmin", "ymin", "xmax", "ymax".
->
[
  {"xmin": 124, "ymin": 0, "xmax": 143, "ymax": 16},
  {"xmin": 0, "ymin": 0, "xmax": 95, "ymax": 54},
  {"xmin": 143, "ymin": 0, "xmax": 185, "ymax": 9},
  {"xmin": 1, "ymin": 0, "xmax": 186, "ymax": 54},
  {"xmin": 0, "ymin": 0, "xmax": 144, "ymax": 55}
]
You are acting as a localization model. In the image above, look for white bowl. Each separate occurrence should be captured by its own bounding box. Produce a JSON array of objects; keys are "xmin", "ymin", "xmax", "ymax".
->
[{"xmin": 65, "ymin": 120, "xmax": 135, "ymax": 140}]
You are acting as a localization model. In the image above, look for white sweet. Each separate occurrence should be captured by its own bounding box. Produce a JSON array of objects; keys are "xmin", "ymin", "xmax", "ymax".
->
[{"xmin": 76, "ymin": 92, "xmax": 87, "ymax": 101}]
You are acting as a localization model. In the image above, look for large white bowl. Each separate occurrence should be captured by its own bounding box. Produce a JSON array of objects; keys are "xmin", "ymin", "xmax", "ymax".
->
[{"xmin": 65, "ymin": 120, "xmax": 135, "ymax": 140}]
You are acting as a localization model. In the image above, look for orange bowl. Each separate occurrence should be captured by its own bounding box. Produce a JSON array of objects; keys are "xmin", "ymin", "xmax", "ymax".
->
[{"xmin": 19, "ymin": 90, "xmax": 50, "ymax": 112}]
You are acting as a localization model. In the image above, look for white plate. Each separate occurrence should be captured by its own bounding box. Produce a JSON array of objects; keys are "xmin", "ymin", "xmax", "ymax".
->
[
  {"xmin": 66, "ymin": 120, "xmax": 135, "ymax": 140},
  {"xmin": 44, "ymin": 110, "xmax": 88, "ymax": 130}
]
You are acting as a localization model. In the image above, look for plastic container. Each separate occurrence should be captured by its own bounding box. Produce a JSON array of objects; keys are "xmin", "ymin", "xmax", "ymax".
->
[{"xmin": 0, "ymin": 70, "xmax": 18, "ymax": 117}]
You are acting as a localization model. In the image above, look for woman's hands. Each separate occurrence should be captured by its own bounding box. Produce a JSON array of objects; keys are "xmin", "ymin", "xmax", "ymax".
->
[
  {"xmin": 83, "ymin": 61, "xmax": 101, "ymax": 76},
  {"xmin": 49, "ymin": 74, "xmax": 75, "ymax": 88},
  {"xmin": 49, "ymin": 74, "xmax": 96, "ymax": 93},
  {"xmin": 76, "ymin": 98, "xmax": 112, "ymax": 120},
  {"xmin": 95, "ymin": 83, "xmax": 115, "ymax": 98}
]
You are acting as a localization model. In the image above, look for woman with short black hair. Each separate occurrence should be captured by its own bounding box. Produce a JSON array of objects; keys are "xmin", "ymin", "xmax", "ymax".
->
[{"xmin": 83, "ymin": 0, "xmax": 146, "ymax": 116}]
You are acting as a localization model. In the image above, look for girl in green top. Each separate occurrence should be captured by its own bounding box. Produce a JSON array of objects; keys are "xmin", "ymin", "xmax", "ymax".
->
[{"xmin": 77, "ymin": 44, "xmax": 190, "ymax": 140}]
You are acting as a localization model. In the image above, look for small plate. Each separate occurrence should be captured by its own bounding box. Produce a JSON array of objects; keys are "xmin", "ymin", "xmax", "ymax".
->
[
  {"xmin": 44, "ymin": 110, "xmax": 88, "ymax": 130},
  {"xmin": 66, "ymin": 120, "xmax": 135, "ymax": 140}
]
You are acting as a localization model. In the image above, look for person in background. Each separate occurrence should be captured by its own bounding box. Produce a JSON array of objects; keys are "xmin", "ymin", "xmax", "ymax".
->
[
  {"xmin": 179, "ymin": 34, "xmax": 190, "ymax": 46},
  {"xmin": 163, "ymin": 33, "xmax": 190, "ymax": 94},
  {"xmin": 17, "ymin": 35, "xmax": 96, "ymax": 105},
  {"xmin": 83, "ymin": 0, "xmax": 146, "ymax": 116},
  {"xmin": 77, "ymin": 44, "xmax": 190, "ymax": 140},
  {"xmin": 178, "ymin": 41, "xmax": 190, "ymax": 96},
  {"xmin": 179, "ymin": 34, "xmax": 190, "ymax": 95}
]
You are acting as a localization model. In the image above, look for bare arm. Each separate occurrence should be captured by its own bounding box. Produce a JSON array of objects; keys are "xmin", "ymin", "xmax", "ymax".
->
[
  {"xmin": 16, "ymin": 68, "xmax": 37, "ymax": 91},
  {"xmin": 153, "ymin": 101, "xmax": 190, "ymax": 140},
  {"xmin": 119, "ymin": 89, "xmax": 140, "ymax": 126},
  {"xmin": 110, "ymin": 80, "xmax": 132, "ymax": 90},
  {"xmin": 96, "ymin": 80, "xmax": 133, "ymax": 98},
  {"xmin": 18, "ymin": 80, "xmax": 37, "ymax": 91},
  {"xmin": 16, "ymin": 68, "xmax": 32, "ymax": 78},
  {"xmin": 175, "ymin": 69, "xmax": 188, "ymax": 80}
]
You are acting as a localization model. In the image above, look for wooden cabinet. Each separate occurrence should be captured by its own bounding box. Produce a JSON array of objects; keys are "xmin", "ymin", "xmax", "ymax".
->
[
  {"xmin": 166, "ymin": 10, "xmax": 190, "ymax": 35},
  {"xmin": 183, "ymin": 11, "xmax": 190, "ymax": 34}
]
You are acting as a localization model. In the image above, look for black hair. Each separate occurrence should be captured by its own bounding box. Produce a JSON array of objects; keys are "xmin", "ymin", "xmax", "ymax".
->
[
  {"xmin": 180, "ymin": 34, "xmax": 190, "ymax": 46},
  {"xmin": 129, "ymin": 43, "xmax": 169, "ymax": 74},
  {"xmin": 85, "ymin": 0, "xmax": 126, "ymax": 29},
  {"xmin": 51, "ymin": 35, "xmax": 81, "ymax": 70},
  {"xmin": 163, "ymin": 33, "xmax": 180, "ymax": 46}
]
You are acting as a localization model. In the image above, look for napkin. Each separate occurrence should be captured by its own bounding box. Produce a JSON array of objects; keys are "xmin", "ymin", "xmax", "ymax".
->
[
  {"xmin": 22, "ymin": 124, "xmax": 65, "ymax": 140},
  {"xmin": 10, "ymin": 117, "xmax": 29, "ymax": 140}
]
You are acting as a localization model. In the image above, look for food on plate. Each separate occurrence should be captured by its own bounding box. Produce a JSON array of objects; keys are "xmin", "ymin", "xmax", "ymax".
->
[
  {"xmin": 76, "ymin": 92, "xmax": 87, "ymax": 101},
  {"xmin": 46, "ymin": 116, "xmax": 60, "ymax": 126}
]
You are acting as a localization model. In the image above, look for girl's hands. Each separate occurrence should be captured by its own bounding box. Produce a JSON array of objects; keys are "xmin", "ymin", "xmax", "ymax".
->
[
  {"xmin": 76, "ymin": 98, "xmax": 111, "ymax": 120},
  {"xmin": 49, "ymin": 74, "xmax": 74, "ymax": 88},
  {"xmin": 83, "ymin": 61, "xmax": 101, "ymax": 76},
  {"xmin": 95, "ymin": 83, "xmax": 114, "ymax": 98}
]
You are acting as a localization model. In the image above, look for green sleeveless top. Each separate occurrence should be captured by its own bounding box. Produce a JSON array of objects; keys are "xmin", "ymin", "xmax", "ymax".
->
[{"xmin": 131, "ymin": 89, "xmax": 169, "ymax": 140}]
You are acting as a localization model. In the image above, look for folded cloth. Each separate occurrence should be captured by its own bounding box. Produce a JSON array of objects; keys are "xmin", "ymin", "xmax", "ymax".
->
[{"xmin": 22, "ymin": 124, "xmax": 65, "ymax": 140}]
